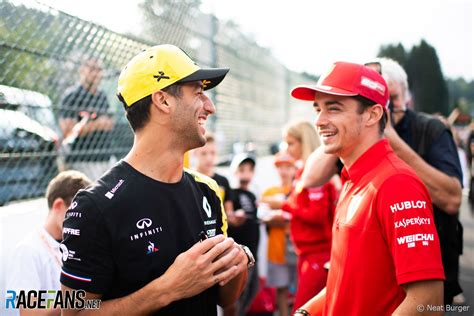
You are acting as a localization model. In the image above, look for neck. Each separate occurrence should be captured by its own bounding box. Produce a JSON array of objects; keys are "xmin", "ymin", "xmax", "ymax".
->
[
  {"xmin": 44, "ymin": 214, "xmax": 62, "ymax": 241},
  {"xmin": 281, "ymin": 179, "xmax": 292, "ymax": 187},
  {"xmin": 81, "ymin": 82, "xmax": 97, "ymax": 95},
  {"xmin": 125, "ymin": 130, "xmax": 186, "ymax": 183},
  {"xmin": 197, "ymin": 167, "xmax": 214, "ymax": 177},
  {"xmin": 340, "ymin": 133, "xmax": 382, "ymax": 168}
]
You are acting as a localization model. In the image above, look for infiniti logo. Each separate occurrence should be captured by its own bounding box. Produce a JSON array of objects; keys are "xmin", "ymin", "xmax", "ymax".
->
[{"xmin": 136, "ymin": 218, "xmax": 153, "ymax": 229}]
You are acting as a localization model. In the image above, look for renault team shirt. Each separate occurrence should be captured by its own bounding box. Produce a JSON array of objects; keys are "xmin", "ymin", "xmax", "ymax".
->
[
  {"xmin": 60, "ymin": 161, "xmax": 227, "ymax": 316},
  {"xmin": 324, "ymin": 139, "xmax": 444, "ymax": 316}
]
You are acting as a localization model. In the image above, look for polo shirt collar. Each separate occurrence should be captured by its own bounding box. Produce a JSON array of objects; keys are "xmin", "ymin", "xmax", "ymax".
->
[
  {"xmin": 341, "ymin": 139, "xmax": 392, "ymax": 184},
  {"xmin": 394, "ymin": 110, "xmax": 409, "ymax": 133}
]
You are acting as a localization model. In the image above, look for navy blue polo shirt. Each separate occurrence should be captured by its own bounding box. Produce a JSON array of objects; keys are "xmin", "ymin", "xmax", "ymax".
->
[{"xmin": 395, "ymin": 112, "xmax": 462, "ymax": 185}]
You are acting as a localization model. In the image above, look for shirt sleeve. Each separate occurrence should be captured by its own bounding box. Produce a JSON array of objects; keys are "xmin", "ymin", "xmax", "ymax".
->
[
  {"xmin": 60, "ymin": 192, "xmax": 115, "ymax": 294},
  {"xmin": 426, "ymin": 130, "xmax": 463, "ymax": 186},
  {"xmin": 282, "ymin": 184, "xmax": 334, "ymax": 226},
  {"xmin": 58, "ymin": 90, "xmax": 79, "ymax": 119},
  {"xmin": 222, "ymin": 177, "xmax": 233, "ymax": 203},
  {"xmin": 376, "ymin": 174, "xmax": 445, "ymax": 285}
]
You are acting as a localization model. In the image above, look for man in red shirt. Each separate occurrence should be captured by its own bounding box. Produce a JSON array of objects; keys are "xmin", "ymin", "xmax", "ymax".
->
[{"xmin": 291, "ymin": 62, "xmax": 444, "ymax": 316}]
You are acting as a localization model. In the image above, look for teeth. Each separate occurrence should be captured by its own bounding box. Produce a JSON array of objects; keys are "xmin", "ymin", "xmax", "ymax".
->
[
  {"xmin": 198, "ymin": 118, "xmax": 205, "ymax": 125},
  {"xmin": 320, "ymin": 131, "xmax": 336, "ymax": 137}
]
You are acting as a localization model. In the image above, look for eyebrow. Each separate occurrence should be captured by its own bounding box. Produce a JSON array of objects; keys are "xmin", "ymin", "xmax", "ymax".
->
[
  {"xmin": 313, "ymin": 100, "xmax": 344, "ymax": 107},
  {"xmin": 183, "ymin": 81, "xmax": 204, "ymax": 90}
]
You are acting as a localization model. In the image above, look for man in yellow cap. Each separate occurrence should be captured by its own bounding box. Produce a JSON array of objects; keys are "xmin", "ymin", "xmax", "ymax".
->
[{"xmin": 60, "ymin": 44, "xmax": 253, "ymax": 316}]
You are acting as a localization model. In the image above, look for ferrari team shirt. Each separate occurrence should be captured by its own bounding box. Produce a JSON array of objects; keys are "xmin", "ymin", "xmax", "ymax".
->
[{"xmin": 324, "ymin": 139, "xmax": 444, "ymax": 316}]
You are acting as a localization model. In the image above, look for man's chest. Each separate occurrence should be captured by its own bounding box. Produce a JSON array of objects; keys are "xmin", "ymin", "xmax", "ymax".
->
[{"xmin": 107, "ymin": 187, "xmax": 221, "ymax": 283}]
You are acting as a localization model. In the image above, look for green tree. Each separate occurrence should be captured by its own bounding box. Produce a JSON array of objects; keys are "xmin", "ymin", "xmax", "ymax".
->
[
  {"xmin": 377, "ymin": 43, "xmax": 408, "ymax": 69},
  {"xmin": 406, "ymin": 40, "xmax": 449, "ymax": 115},
  {"xmin": 447, "ymin": 78, "xmax": 474, "ymax": 115}
]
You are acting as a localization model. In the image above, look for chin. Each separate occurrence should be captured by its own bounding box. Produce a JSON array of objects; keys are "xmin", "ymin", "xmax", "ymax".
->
[
  {"xmin": 322, "ymin": 144, "xmax": 339, "ymax": 155},
  {"xmin": 190, "ymin": 135, "xmax": 206, "ymax": 150}
]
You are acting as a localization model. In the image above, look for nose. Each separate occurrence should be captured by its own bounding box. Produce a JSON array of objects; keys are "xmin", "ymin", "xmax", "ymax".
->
[
  {"xmin": 314, "ymin": 110, "xmax": 328, "ymax": 128},
  {"xmin": 202, "ymin": 93, "xmax": 216, "ymax": 115}
]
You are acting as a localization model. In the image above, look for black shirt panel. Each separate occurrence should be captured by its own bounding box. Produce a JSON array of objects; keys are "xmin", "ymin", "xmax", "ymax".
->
[
  {"xmin": 228, "ymin": 189, "xmax": 259, "ymax": 259},
  {"xmin": 212, "ymin": 172, "xmax": 233, "ymax": 202},
  {"xmin": 59, "ymin": 85, "xmax": 110, "ymax": 119},
  {"xmin": 59, "ymin": 85, "xmax": 112, "ymax": 157},
  {"xmin": 60, "ymin": 161, "xmax": 226, "ymax": 315}
]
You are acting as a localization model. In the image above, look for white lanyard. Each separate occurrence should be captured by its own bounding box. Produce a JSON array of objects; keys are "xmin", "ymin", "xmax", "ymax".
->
[{"xmin": 39, "ymin": 229, "xmax": 62, "ymax": 268}]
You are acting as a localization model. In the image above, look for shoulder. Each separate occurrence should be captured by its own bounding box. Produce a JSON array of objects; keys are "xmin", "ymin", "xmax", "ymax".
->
[
  {"xmin": 262, "ymin": 186, "xmax": 282, "ymax": 197},
  {"xmin": 411, "ymin": 111, "xmax": 448, "ymax": 139},
  {"xmin": 186, "ymin": 169, "xmax": 221, "ymax": 196},
  {"xmin": 377, "ymin": 172, "xmax": 429, "ymax": 206},
  {"xmin": 12, "ymin": 231, "xmax": 44, "ymax": 258},
  {"xmin": 69, "ymin": 162, "xmax": 133, "ymax": 216},
  {"xmin": 61, "ymin": 85, "xmax": 82, "ymax": 101},
  {"xmin": 213, "ymin": 173, "xmax": 230, "ymax": 185}
]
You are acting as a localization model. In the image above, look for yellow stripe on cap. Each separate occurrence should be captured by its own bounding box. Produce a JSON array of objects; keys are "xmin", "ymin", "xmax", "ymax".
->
[{"xmin": 118, "ymin": 44, "xmax": 200, "ymax": 106}]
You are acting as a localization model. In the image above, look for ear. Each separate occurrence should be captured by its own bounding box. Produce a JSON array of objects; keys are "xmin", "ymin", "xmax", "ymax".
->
[
  {"xmin": 151, "ymin": 90, "xmax": 171, "ymax": 114},
  {"xmin": 51, "ymin": 197, "xmax": 68, "ymax": 213},
  {"xmin": 366, "ymin": 104, "xmax": 384, "ymax": 128}
]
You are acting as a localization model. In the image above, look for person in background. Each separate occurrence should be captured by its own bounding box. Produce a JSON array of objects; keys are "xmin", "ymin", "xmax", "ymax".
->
[
  {"xmin": 192, "ymin": 132, "xmax": 237, "ymax": 221},
  {"xmin": 6, "ymin": 170, "xmax": 91, "ymax": 316},
  {"xmin": 265, "ymin": 121, "xmax": 337, "ymax": 313},
  {"xmin": 260, "ymin": 152, "xmax": 297, "ymax": 316},
  {"xmin": 226, "ymin": 154, "xmax": 259, "ymax": 316},
  {"xmin": 58, "ymin": 58, "xmax": 115, "ymax": 180}
]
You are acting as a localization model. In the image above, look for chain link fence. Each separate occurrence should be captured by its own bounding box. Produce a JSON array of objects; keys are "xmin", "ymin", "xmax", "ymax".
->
[{"xmin": 0, "ymin": 0, "xmax": 316, "ymax": 205}]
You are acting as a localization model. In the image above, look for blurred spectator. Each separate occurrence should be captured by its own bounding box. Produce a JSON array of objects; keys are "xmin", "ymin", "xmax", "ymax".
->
[
  {"xmin": 468, "ymin": 125, "xmax": 474, "ymax": 205},
  {"xmin": 277, "ymin": 121, "xmax": 337, "ymax": 313},
  {"xmin": 226, "ymin": 154, "xmax": 259, "ymax": 316},
  {"xmin": 58, "ymin": 58, "xmax": 114, "ymax": 180},
  {"xmin": 192, "ymin": 132, "xmax": 234, "ymax": 217},
  {"xmin": 6, "ymin": 170, "xmax": 91, "ymax": 316},
  {"xmin": 260, "ymin": 152, "xmax": 297, "ymax": 316},
  {"xmin": 434, "ymin": 113, "xmax": 470, "ymax": 190}
]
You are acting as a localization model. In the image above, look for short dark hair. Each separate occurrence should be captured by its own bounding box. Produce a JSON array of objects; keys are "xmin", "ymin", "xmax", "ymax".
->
[
  {"xmin": 354, "ymin": 95, "xmax": 387, "ymax": 134},
  {"xmin": 239, "ymin": 158, "xmax": 256, "ymax": 170},
  {"xmin": 205, "ymin": 132, "xmax": 215, "ymax": 143},
  {"xmin": 46, "ymin": 171, "xmax": 91, "ymax": 209},
  {"xmin": 117, "ymin": 83, "xmax": 183, "ymax": 132}
]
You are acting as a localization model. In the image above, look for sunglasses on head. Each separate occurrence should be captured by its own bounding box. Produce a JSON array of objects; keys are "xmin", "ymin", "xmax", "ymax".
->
[{"xmin": 364, "ymin": 62, "xmax": 382, "ymax": 75}]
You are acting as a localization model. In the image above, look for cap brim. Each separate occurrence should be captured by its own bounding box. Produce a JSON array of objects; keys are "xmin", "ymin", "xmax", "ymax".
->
[
  {"xmin": 178, "ymin": 68, "xmax": 230, "ymax": 90},
  {"xmin": 291, "ymin": 85, "xmax": 358, "ymax": 101}
]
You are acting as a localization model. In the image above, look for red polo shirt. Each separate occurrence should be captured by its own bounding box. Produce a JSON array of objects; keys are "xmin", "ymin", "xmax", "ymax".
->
[{"xmin": 324, "ymin": 139, "xmax": 444, "ymax": 316}]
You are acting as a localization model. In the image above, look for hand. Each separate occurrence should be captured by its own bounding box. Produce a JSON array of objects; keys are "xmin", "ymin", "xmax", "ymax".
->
[
  {"xmin": 95, "ymin": 115, "xmax": 115, "ymax": 131},
  {"xmin": 214, "ymin": 242, "xmax": 248, "ymax": 286},
  {"xmin": 384, "ymin": 108, "xmax": 403, "ymax": 150},
  {"xmin": 158, "ymin": 235, "xmax": 243, "ymax": 301},
  {"xmin": 260, "ymin": 197, "xmax": 284, "ymax": 210},
  {"xmin": 227, "ymin": 210, "xmax": 247, "ymax": 227},
  {"xmin": 263, "ymin": 210, "xmax": 290, "ymax": 226}
]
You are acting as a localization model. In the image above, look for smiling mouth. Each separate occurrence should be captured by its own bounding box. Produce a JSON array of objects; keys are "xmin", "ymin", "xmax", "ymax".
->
[
  {"xmin": 319, "ymin": 130, "xmax": 337, "ymax": 138},
  {"xmin": 198, "ymin": 115, "xmax": 207, "ymax": 126}
]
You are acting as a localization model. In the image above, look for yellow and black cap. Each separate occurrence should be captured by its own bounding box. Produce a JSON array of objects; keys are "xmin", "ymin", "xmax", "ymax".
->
[{"xmin": 118, "ymin": 44, "xmax": 229, "ymax": 107}]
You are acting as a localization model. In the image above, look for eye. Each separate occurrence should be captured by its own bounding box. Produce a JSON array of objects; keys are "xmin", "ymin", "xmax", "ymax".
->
[{"xmin": 328, "ymin": 106, "xmax": 340, "ymax": 112}]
